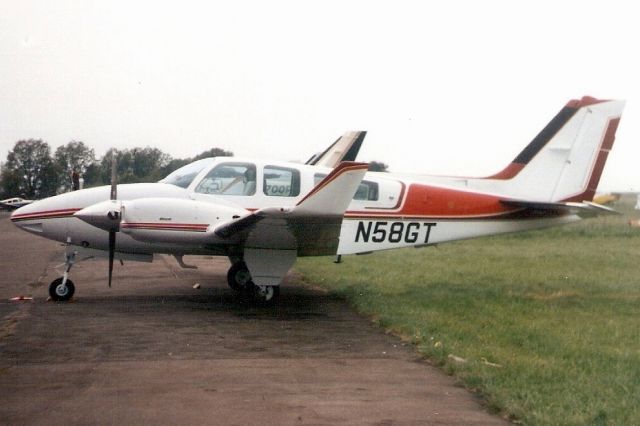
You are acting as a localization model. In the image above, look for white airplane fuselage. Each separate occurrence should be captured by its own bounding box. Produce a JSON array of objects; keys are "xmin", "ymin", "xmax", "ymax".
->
[{"xmin": 11, "ymin": 157, "xmax": 581, "ymax": 258}]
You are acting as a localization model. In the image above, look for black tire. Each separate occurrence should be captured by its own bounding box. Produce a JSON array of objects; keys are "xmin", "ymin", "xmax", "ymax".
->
[
  {"xmin": 253, "ymin": 285, "xmax": 280, "ymax": 304},
  {"xmin": 49, "ymin": 277, "xmax": 75, "ymax": 302},
  {"xmin": 227, "ymin": 261, "xmax": 253, "ymax": 291}
]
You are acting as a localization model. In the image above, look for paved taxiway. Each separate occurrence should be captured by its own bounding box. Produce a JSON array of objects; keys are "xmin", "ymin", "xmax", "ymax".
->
[{"xmin": 0, "ymin": 212, "xmax": 504, "ymax": 424}]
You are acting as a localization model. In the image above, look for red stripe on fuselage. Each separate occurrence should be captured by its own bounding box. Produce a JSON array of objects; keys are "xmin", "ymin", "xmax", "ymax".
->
[
  {"xmin": 347, "ymin": 183, "xmax": 513, "ymax": 219},
  {"xmin": 399, "ymin": 183, "xmax": 508, "ymax": 217},
  {"xmin": 121, "ymin": 223, "xmax": 209, "ymax": 232},
  {"xmin": 10, "ymin": 208, "xmax": 81, "ymax": 221}
]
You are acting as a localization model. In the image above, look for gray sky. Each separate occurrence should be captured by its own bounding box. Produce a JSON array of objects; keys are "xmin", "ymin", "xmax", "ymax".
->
[{"xmin": 1, "ymin": 0, "xmax": 638, "ymax": 191}]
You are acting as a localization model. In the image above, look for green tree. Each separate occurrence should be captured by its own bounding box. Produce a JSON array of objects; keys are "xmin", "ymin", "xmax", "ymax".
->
[
  {"xmin": 192, "ymin": 147, "xmax": 233, "ymax": 161},
  {"xmin": 82, "ymin": 163, "xmax": 103, "ymax": 187},
  {"xmin": 99, "ymin": 147, "xmax": 172, "ymax": 184},
  {"xmin": 2, "ymin": 139, "xmax": 59, "ymax": 198},
  {"xmin": 54, "ymin": 140, "xmax": 96, "ymax": 191},
  {"xmin": 132, "ymin": 147, "xmax": 171, "ymax": 182},
  {"xmin": 99, "ymin": 148, "xmax": 133, "ymax": 184}
]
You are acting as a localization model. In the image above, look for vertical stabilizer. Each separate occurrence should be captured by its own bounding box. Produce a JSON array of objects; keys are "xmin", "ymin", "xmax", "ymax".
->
[
  {"xmin": 306, "ymin": 131, "xmax": 366, "ymax": 168},
  {"xmin": 486, "ymin": 97, "xmax": 624, "ymax": 202}
]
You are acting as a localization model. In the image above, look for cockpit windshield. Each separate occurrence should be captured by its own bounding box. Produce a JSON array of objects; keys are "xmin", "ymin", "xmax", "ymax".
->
[{"xmin": 159, "ymin": 158, "xmax": 215, "ymax": 188}]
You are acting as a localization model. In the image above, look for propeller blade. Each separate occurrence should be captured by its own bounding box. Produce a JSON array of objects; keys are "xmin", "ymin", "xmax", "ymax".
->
[
  {"xmin": 110, "ymin": 151, "xmax": 117, "ymax": 200},
  {"xmin": 108, "ymin": 230, "xmax": 115, "ymax": 287},
  {"xmin": 107, "ymin": 150, "xmax": 118, "ymax": 287}
]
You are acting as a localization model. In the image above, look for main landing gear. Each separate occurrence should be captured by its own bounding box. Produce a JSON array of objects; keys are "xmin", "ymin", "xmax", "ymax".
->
[
  {"xmin": 227, "ymin": 261, "xmax": 280, "ymax": 304},
  {"xmin": 49, "ymin": 251, "xmax": 76, "ymax": 301}
]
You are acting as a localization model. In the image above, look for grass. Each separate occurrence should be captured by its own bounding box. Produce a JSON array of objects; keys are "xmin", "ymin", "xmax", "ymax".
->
[{"xmin": 295, "ymin": 196, "xmax": 640, "ymax": 425}]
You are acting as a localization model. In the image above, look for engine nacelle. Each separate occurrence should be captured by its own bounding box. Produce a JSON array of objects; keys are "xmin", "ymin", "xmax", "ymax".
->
[{"xmin": 119, "ymin": 198, "xmax": 246, "ymax": 244}]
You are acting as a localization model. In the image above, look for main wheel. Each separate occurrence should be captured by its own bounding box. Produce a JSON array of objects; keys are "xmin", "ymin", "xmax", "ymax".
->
[
  {"xmin": 49, "ymin": 278, "xmax": 75, "ymax": 302},
  {"xmin": 253, "ymin": 285, "xmax": 280, "ymax": 304},
  {"xmin": 227, "ymin": 261, "xmax": 253, "ymax": 291}
]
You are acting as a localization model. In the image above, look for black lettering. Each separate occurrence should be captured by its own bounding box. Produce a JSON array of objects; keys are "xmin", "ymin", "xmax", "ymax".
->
[
  {"xmin": 405, "ymin": 222, "xmax": 420, "ymax": 243},
  {"xmin": 389, "ymin": 222, "xmax": 403, "ymax": 243},
  {"xmin": 423, "ymin": 222, "xmax": 437, "ymax": 244},
  {"xmin": 356, "ymin": 221, "xmax": 372, "ymax": 242},
  {"xmin": 372, "ymin": 221, "xmax": 388, "ymax": 243}
]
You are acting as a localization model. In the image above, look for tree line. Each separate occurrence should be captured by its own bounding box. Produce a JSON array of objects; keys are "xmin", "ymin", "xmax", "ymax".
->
[
  {"xmin": 0, "ymin": 139, "xmax": 232, "ymax": 199},
  {"xmin": 0, "ymin": 138, "xmax": 389, "ymax": 200}
]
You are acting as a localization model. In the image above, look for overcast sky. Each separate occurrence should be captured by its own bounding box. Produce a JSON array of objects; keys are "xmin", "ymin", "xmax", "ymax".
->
[{"xmin": 1, "ymin": 0, "xmax": 638, "ymax": 191}]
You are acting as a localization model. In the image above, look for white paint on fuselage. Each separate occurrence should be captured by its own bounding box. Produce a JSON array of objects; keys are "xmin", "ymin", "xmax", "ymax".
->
[{"xmin": 11, "ymin": 157, "xmax": 584, "ymax": 259}]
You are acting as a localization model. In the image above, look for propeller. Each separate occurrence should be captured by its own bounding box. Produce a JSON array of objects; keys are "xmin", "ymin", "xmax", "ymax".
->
[
  {"xmin": 73, "ymin": 150, "xmax": 122, "ymax": 288},
  {"xmin": 108, "ymin": 151, "xmax": 118, "ymax": 287}
]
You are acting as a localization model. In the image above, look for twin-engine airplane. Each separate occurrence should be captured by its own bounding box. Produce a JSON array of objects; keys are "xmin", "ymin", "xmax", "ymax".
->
[{"xmin": 11, "ymin": 97, "xmax": 624, "ymax": 303}]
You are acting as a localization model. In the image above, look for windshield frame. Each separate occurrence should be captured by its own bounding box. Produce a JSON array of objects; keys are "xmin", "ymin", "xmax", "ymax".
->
[{"xmin": 158, "ymin": 158, "xmax": 216, "ymax": 188}]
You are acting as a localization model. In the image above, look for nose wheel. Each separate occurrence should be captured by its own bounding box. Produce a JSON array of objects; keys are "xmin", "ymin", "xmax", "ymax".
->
[
  {"xmin": 227, "ymin": 261, "xmax": 280, "ymax": 304},
  {"xmin": 49, "ymin": 248, "xmax": 77, "ymax": 302},
  {"xmin": 49, "ymin": 277, "xmax": 75, "ymax": 301}
]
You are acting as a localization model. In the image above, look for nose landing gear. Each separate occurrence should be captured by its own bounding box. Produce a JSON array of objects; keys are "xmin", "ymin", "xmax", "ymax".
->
[{"xmin": 49, "ymin": 250, "xmax": 76, "ymax": 301}]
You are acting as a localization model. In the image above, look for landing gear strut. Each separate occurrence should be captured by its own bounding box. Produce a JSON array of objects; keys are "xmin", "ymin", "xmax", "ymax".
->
[
  {"xmin": 227, "ymin": 261, "xmax": 280, "ymax": 303},
  {"xmin": 49, "ymin": 250, "xmax": 76, "ymax": 301}
]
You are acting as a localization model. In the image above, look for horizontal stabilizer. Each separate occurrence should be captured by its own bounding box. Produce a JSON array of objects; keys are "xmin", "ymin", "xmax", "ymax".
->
[{"xmin": 501, "ymin": 199, "xmax": 619, "ymax": 218}]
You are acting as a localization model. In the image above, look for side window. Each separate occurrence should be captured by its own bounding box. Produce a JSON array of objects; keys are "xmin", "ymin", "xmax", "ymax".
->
[
  {"xmin": 264, "ymin": 166, "xmax": 300, "ymax": 197},
  {"xmin": 194, "ymin": 163, "xmax": 256, "ymax": 196},
  {"xmin": 313, "ymin": 173, "xmax": 378, "ymax": 201},
  {"xmin": 353, "ymin": 181, "xmax": 379, "ymax": 201}
]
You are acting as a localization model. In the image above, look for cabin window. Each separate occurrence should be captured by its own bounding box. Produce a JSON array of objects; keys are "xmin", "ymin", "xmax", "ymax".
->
[
  {"xmin": 354, "ymin": 180, "xmax": 379, "ymax": 201},
  {"xmin": 195, "ymin": 163, "xmax": 257, "ymax": 196},
  {"xmin": 264, "ymin": 166, "xmax": 300, "ymax": 197},
  {"xmin": 313, "ymin": 173, "xmax": 379, "ymax": 201}
]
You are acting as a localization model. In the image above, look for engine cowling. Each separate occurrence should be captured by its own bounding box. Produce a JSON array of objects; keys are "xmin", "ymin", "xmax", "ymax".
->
[{"xmin": 77, "ymin": 197, "xmax": 247, "ymax": 245}]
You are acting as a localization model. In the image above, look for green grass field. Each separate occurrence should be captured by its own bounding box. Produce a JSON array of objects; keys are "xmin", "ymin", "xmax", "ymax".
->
[{"xmin": 295, "ymin": 196, "xmax": 640, "ymax": 425}]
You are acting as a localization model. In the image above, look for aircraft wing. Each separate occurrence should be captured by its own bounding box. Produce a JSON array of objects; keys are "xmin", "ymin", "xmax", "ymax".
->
[
  {"xmin": 214, "ymin": 162, "xmax": 368, "ymax": 285},
  {"xmin": 305, "ymin": 131, "xmax": 366, "ymax": 167},
  {"xmin": 500, "ymin": 199, "xmax": 619, "ymax": 218}
]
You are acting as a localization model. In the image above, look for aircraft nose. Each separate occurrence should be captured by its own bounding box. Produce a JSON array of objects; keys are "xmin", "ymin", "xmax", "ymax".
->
[
  {"xmin": 11, "ymin": 202, "xmax": 34, "ymax": 221},
  {"xmin": 10, "ymin": 202, "xmax": 41, "ymax": 232}
]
